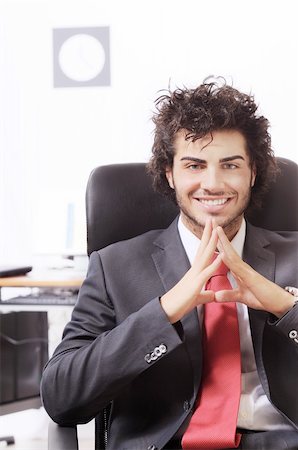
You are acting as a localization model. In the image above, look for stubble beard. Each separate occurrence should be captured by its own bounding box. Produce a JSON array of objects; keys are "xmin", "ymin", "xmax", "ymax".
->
[{"xmin": 176, "ymin": 190, "xmax": 252, "ymax": 241}]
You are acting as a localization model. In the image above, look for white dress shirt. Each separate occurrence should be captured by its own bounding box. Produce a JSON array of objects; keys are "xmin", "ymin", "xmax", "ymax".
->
[{"xmin": 178, "ymin": 216, "xmax": 293, "ymax": 430}]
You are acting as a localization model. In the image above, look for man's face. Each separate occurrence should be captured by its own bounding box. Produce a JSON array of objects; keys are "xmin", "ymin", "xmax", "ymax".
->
[{"xmin": 166, "ymin": 129, "xmax": 256, "ymax": 240}]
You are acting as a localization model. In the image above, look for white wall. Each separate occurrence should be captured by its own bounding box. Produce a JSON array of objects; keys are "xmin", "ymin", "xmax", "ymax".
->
[{"xmin": 0, "ymin": 0, "xmax": 297, "ymax": 262}]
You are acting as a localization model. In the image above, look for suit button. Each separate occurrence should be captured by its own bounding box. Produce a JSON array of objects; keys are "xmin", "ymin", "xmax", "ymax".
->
[
  {"xmin": 159, "ymin": 344, "xmax": 167, "ymax": 353},
  {"xmin": 289, "ymin": 330, "xmax": 298, "ymax": 343},
  {"xmin": 183, "ymin": 400, "xmax": 190, "ymax": 412},
  {"xmin": 147, "ymin": 445, "xmax": 157, "ymax": 450},
  {"xmin": 144, "ymin": 354, "xmax": 151, "ymax": 363},
  {"xmin": 154, "ymin": 346, "xmax": 162, "ymax": 357}
]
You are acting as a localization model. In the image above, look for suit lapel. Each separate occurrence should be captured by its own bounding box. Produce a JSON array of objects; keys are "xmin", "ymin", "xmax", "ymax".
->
[
  {"xmin": 243, "ymin": 223, "xmax": 276, "ymax": 282},
  {"xmin": 151, "ymin": 218, "xmax": 203, "ymax": 393},
  {"xmin": 243, "ymin": 223, "xmax": 276, "ymax": 397},
  {"xmin": 151, "ymin": 218, "xmax": 190, "ymax": 293}
]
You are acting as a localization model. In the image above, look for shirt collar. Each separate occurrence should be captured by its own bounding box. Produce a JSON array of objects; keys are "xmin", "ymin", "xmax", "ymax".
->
[{"xmin": 178, "ymin": 215, "xmax": 246, "ymax": 265}]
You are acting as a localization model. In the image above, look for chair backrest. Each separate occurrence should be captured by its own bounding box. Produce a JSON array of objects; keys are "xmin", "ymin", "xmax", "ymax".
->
[
  {"xmin": 85, "ymin": 163, "xmax": 179, "ymax": 255},
  {"xmin": 85, "ymin": 157, "xmax": 298, "ymax": 255}
]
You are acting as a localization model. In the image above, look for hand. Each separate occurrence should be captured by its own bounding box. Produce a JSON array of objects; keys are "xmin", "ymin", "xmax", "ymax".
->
[
  {"xmin": 161, "ymin": 219, "xmax": 222, "ymax": 323},
  {"xmin": 215, "ymin": 226, "xmax": 295, "ymax": 318}
]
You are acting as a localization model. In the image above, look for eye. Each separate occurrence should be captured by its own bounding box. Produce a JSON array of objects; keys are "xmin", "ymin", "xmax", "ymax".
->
[
  {"xmin": 222, "ymin": 163, "xmax": 238, "ymax": 169},
  {"xmin": 186, "ymin": 163, "xmax": 205, "ymax": 171}
]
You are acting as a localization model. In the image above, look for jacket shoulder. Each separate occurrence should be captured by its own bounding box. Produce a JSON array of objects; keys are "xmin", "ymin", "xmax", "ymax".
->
[
  {"xmin": 100, "ymin": 228, "xmax": 163, "ymax": 256},
  {"xmin": 247, "ymin": 223, "xmax": 298, "ymax": 245},
  {"xmin": 94, "ymin": 217, "xmax": 180, "ymax": 262}
]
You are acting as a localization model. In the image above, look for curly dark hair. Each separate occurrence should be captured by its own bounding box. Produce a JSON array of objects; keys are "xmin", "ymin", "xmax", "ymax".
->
[{"xmin": 147, "ymin": 77, "xmax": 278, "ymax": 211}]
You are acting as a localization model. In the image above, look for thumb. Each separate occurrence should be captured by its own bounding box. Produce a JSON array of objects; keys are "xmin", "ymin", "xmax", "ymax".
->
[
  {"xmin": 199, "ymin": 290, "xmax": 215, "ymax": 304},
  {"xmin": 215, "ymin": 289, "xmax": 240, "ymax": 303}
]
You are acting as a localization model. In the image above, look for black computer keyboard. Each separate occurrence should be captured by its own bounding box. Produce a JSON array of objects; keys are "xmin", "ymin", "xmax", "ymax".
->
[{"xmin": 0, "ymin": 293, "xmax": 78, "ymax": 306}]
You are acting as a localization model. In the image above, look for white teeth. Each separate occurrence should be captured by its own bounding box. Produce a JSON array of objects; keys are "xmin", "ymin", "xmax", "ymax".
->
[{"xmin": 199, "ymin": 198, "xmax": 228, "ymax": 206}]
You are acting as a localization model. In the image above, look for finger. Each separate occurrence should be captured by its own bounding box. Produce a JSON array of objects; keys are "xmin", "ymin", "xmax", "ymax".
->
[
  {"xmin": 216, "ymin": 226, "xmax": 237, "ymax": 257},
  {"xmin": 197, "ymin": 253, "xmax": 222, "ymax": 286},
  {"xmin": 211, "ymin": 218, "xmax": 219, "ymax": 230},
  {"xmin": 199, "ymin": 290, "xmax": 215, "ymax": 304},
  {"xmin": 231, "ymin": 271, "xmax": 244, "ymax": 286},
  {"xmin": 200, "ymin": 218, "xmax": 212, "ymax": 249},
  {"xmin": 217, "ymin": 227, "xmax": 258, "ymax": 285},
  {"xmin": 194, "ymin": 218, "xmax": 212, "ymax": 261},
  {"xmin": 216, "ymin": 226, "xmax": 245, "ymax": 274},
  {"xmin": 215, "ymin": 289, "xmax": 241, "ymax": 303},
  {"xmin": 217, "ymin": 238, "xmax": 224, "ymax": 253},
  {"xmin": 193, "ymin": 228, "xmax": 219, "ymax": 272}
]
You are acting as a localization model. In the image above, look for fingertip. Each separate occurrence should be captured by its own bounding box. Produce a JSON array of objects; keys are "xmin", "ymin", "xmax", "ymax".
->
[
  {"xmin": 211, "ymin": 218, "xmax": 218, "ymax": 229},
  {"xmin": 216, "ymin": 226, "xmax": 229, "ymax": 243},
  {"xmin": 206, "ymin": 218, "xmax": 213, "ymax": 232},
  {"xmin": 202, "ymin": 218, "xmax": 211, "ymax": 235},
  {"xmin": 202, "ymin": 290, "xmax": 215, "ymax": 303},
  {"xmin": 214, "ymin": 292, "xmax": 225, "ymax": 303}
]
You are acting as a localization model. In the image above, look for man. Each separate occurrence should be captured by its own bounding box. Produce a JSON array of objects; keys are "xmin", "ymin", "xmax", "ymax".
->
[{"xmin": 41, "ymin": 79, "xmax": 298, "ymax": 450}]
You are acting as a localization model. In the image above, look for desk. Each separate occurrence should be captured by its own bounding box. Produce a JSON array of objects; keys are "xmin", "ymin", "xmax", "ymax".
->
[
  {"xmin": 0, "ymin": 268, "xmax": 86, "ymax": 354},
  {"xmin": 0, "ymin": 268, "xmax": 85, "ymax": 288},
  {"xmin": 0, "ymin": 268, "xmax": 85, "ymax": 306}
]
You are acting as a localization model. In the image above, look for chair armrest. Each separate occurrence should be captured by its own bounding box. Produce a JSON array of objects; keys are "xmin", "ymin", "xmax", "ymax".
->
[{"xmin": 48, "ymin": 420, "xmax": 78, "ymax": 450}]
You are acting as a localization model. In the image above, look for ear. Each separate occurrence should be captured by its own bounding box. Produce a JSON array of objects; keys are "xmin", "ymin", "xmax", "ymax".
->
[
  {"xmin": 251, "ymin": 164, "xmax": 256, "ymax": 187},
  {"xmin": 165, "ymin": 167, "xmax": 174, "ymax": 189}
]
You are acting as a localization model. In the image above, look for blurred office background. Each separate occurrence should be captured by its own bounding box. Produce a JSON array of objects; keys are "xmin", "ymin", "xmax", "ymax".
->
[
  {"xmin": 0, "ymin": 0, "xmax": 297, "ymax": 265},
  {"xmin": 0, "ymin": 0, "xmax": 297, "ymax": 446}
]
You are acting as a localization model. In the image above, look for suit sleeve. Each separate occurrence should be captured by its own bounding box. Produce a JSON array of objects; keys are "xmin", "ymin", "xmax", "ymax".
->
[
  {"xmin": 271, "ymin": 304, "xmax": 298, "ymax": 346},
  {"xmin": 40, "ymin": 251, "xmax": 183, "ymax": 425}
]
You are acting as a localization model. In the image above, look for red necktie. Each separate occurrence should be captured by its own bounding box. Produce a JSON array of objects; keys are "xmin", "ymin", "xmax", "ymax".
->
[{"xmin": 182, "ymin": 259, "xmax": 242, "ymax": 449}]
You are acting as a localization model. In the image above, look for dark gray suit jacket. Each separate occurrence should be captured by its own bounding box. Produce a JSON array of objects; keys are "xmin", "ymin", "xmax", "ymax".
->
[{"xmin": 41, "ymin": 219, "xmax": 298, "ymax": 450}]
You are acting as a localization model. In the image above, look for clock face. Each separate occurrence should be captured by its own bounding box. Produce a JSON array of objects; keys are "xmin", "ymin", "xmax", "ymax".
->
[{"xmin": 58, "ymin": 33, "xmax": 106, "ymax": 82}]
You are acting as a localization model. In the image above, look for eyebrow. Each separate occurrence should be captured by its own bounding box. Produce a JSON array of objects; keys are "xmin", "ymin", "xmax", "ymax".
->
[{"xmin": 180, "ymin": 155, "xmax": 246, "ymax": 163}]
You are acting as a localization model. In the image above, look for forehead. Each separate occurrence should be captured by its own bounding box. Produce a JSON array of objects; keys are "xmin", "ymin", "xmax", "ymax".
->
[{"xmin": 173, "ymin": 129, "xmax": 249, "ymax": 160}]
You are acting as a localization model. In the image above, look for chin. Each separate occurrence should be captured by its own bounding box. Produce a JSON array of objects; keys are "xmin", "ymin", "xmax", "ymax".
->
[
  {"xmin": 219, "ymin": 216, "xmax": 243, "ymax": 237},
  {"xmin": 198, "ymin": 214, "xmax": 242, "ymax": 238}
]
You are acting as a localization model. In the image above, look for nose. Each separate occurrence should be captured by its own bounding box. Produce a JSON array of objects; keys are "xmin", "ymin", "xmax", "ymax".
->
[{"xmin": 199, "ymin": 167, "xmax": 225, "ymax": 193}]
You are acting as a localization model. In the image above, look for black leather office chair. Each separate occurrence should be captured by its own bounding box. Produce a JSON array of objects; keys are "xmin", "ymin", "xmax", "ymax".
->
[{"xmin": 48, "ymin": 157, "xmax": 298, "ymax": 450}]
